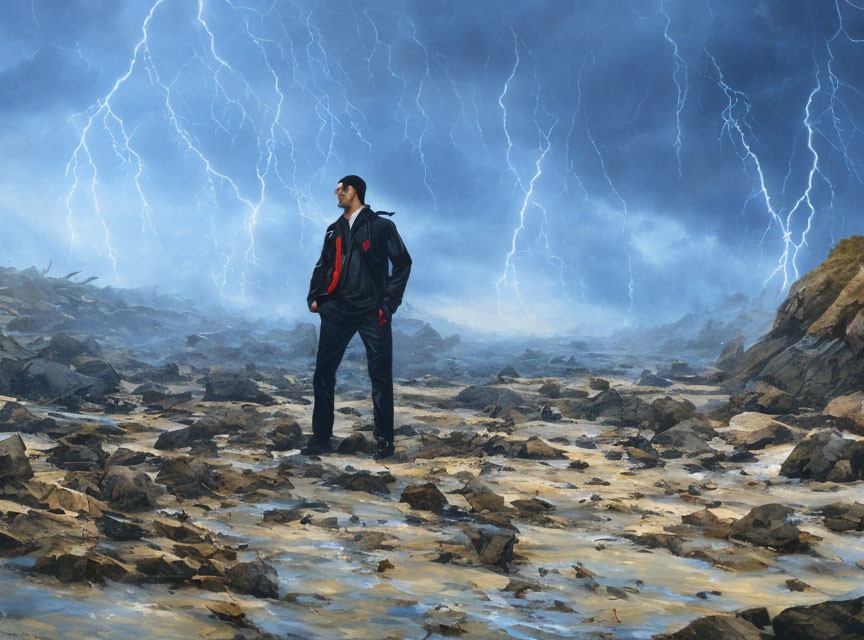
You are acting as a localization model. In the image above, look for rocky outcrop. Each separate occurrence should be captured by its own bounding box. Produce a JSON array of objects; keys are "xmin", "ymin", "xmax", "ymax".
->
[
  {"xmin": 779, "ymin": 429, "xmax": 864, "ymax": 482},
  {"xmin": 203, "ymin": 368, "xmax": 275, "ymax": 405},
  {"xmin": 772, "ymin": 595, "xmax": 864, "ymax": 639},
  {"xmin": 730, "ymin": 236, "xmax": 864, "ymax": 404}
]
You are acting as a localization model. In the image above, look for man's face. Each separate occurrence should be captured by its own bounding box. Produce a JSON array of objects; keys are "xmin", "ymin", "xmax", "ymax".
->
[{"xmin": 334, "ymin": 182, "xmax": 355, "ymax": 208}]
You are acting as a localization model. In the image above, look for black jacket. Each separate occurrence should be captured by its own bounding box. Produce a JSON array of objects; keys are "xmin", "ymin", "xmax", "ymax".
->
[{"xmin": 307, "ymin": 207, "xmax": 412, "ymax": 314}]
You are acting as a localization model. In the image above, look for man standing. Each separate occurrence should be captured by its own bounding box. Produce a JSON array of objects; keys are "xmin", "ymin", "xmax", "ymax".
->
[{"xmin": 304, "ymin": 175, "xmax": 412, "ymax": 459}]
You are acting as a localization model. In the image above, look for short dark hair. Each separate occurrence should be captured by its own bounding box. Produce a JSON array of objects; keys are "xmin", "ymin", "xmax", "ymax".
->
[{"xmin": 338, "ymin": 175, "xmax": 366, "ymax": 204}]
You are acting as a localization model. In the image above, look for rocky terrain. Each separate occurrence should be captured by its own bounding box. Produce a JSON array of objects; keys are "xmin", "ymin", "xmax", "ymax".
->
[{"xmin": 0, "ymin": 244, "xmax": 863, "ymax": 640}]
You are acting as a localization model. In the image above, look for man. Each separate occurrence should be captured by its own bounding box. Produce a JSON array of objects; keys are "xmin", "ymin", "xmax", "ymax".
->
[{"xmin": 304, "ymin": 175, "xmax": 412, "ymax": 459}]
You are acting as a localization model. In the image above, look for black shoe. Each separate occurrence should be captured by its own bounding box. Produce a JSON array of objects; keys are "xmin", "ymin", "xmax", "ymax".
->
[
  {"xmin": 373, "ymin": 441, "xmax": 395, "ymax": 460},
  {"xmin": 300, "ymin": 437, "xmax": 332, "ymax": 456}
]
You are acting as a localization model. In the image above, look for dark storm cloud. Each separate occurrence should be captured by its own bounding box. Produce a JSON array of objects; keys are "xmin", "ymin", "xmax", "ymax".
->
[{"xmin": 0, "ymin": 0, "xmax": 862, "ymax": 332}]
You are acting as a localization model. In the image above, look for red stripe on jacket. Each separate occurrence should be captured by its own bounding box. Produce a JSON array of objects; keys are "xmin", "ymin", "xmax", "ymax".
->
[{"xmin": 326, "ymin": 236, "xmax": 342, "ymax": 294}]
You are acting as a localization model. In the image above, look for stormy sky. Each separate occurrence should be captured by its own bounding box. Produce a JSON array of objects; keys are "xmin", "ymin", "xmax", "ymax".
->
[{"xmin": 1, "ymin": 0, "xmax": 863, "ymax": 334}]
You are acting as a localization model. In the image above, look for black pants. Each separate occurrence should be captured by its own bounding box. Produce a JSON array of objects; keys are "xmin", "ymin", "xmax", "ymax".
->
[{"xmin": 312, "ymin": 300, "xmax": 393, "ymax": 444}]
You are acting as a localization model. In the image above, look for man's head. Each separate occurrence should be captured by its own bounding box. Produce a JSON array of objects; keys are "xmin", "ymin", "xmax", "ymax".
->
[{"xmin": 335, "ymin": 175, "xmax": 366, "ymax": 212}]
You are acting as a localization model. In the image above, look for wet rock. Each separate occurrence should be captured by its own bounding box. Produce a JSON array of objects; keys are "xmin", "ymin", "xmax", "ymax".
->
[
  {"xmin": 0, "ymin": 433, "xmax": 33, "ymax": 481},
  {"xmin": 70, "ymin": 355, "xmax": 121, "ymax": 391},
  {"xmin": 104, "ymin": 447, "xmax": 148, "ymax": 467},
  {"xmin": 132, "ymin": 382, "xmax": 171, "ymax": 404},
  {"xmin": 516, "ymin": 437, "xmax": 567, "ymax": 460},
  {"xmin": 206, "ymin": 600, "xmax": 246, "ymax": 625},
  {"xmin": 156, "ymin": 456, "xmax": 219, "ymax": 498},
  {"xmin": 401, "ymin": 483, "xmax": 449, "ymax": 513},
  {"xmin": 723, "ymin": 412, "xmax": 801, "ymax": 450},
  {"xmin": 540, "ymin": 405, "xmax": 562, "ymax": 422},
  {"xmin": 502, "ymin": 578, "xmax": 543, "ymax": 597},
  {"xmin": 451, "ymin": 385, "xmax": 524, "ymax": 410},
  {"xmin": 568, "ymin": 459, "xmax": 589, "ymax": 470},
  {"xmin": 653, "ymin": 614, "xmax": 763, "ymax": 639},
  {"xmin": 267, "ymin": 421, "xmax": 303, "ymax": 451},
  {"xmin": 651, "ymin": 420, "xmax": 714, "ymax": 454},
  {"xmin": 461, "ymin": 522, "xmax": 517, "ymax": 570},
  {"xmin": 730, "ymin": 381, "xmax": 800, "ymax": 415},
  {"xmin": 154, "ymin": 516, "xmax": 210, "ymax": 542},
  {"xmin": 510, "ymin": 497, "xmax": 554, "ymax": 514},
  {"xmin": 639, "ymin": 370, "xmax": 673, "ymax": 388},
  {"xmin": 458, "ymin": 478, "xmax": 507, "ymax": 512},
  {"xmin": 0, "ymin": 401, "xmax": 59, "ymax": 436},
  {"xmin": 417, "ymin": 430, "xmax": 497, "ymax": 459},
  {"xmin": 824, "ymin": 392, "xmax": 864, "ymax": 434},
  {"xmin": 26, "ymin": 481, "xmax": 105, "ymax": 516},
  {"xmin": 34, "ymin": 544, "xmax": 134, "ymax": 585},
  {"xmin": 47, "ymin": 434, "xmax": 108, "ymax": 471},
  {"xmin": 731, "ymin": 237, "xmax": 864, "ymax": 405},
  {"xmin": 190, "ymin": 439, "xmax": 218, "ymax": 458},
  {"xmin": 716, "ymin": 333, "xmax": 746, "ymax": 372},
  {"xmin": 336, "ymin": 432, "xmax": 376, "ymax": 455},
  {"xmin": 226, "ymin": 558, "xmax": 279, "ymax": 598},
  {"xmin": 376, "ymin": 558, "xmax": 395, "ymax": 572},
  {"xmin": 772, "ymin": 595, "xmax": 864, "ymax": 639},
  {"xmin": 496, "ymin": 365, "xmax": 520, "ymax": 380},
  {"xmin": 136, "ymin": 553, "xmax": 199, "ymax": 583},
  {"xmin": 38, "ymin": 333, "xmax": 102, "ymax": 364},
  {"xmin": 0, "ymin": 527, "xmax": 26, "ymax": 553},
  {"xmin": 154, "ymin": 423, "xmax": 219, "ymax": 450},
  {"xmin": 729, "ymin": 503, "xmax": 811, "ymax": 553},
  {"xmin": 779, "ymin": 429, "xmax": 864, "ymax": 482},
  {"xmin": 819, "ymin": 502, "xmax": 864, "ymax": 532},
  {"xmin": 98, "ymin": 513, "xmax": 147, "ymax": 540},
  {"xmin": 203, "ymin": 368, "xmax": 275, "ymax": 405},
  {"xmin": 626, "ymin": 446, "xmax": 660, "ymax": 466},
  {"xmin": 651, "ymin": 397, "xmax": 697, "ymax": 433},
  {"xmin": 351, "ymin": 530, "xmax": 393, "ymax": 551},
  {"xmin": 539, "ymin": 381, "xmax": 561, "ymax": 398},
  {"xmin": 736, "ymin": 607, "xmax": 771, "ymax": 629},
  {"xmin": 332, "ymin": 470, "xmax": 392, "ymax": 496},
  {"xmin": 785, "ymin": 578, "xmax": 812, "ymax": 592},
  {"xmin": 20, "ymin": 359, "xmax": 107, "ymax": 401},
  {"xmin": 101, "ymin": 466, "xmax": 156, "ymax": 510},
  {"xmin": 589, "ymin": 376, "xmax": 610, "ymax": 391}
]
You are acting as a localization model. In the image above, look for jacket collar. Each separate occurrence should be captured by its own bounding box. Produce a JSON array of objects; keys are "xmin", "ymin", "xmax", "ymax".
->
[{"xmin": 336, "ymin": 206, "xmax": 372, "ymax": 229}]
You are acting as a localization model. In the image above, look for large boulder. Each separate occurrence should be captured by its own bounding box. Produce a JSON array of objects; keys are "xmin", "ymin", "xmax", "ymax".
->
[
  {"xmin": 226, "ymin": 558, "xmax": 279, "ymax": 598},
  {"xmin": 729, "ymin": 503, "xmax": 810, "ymax": 553},
  {"xmin": 451, "ymin": 385, "xmax": 524, "ymax": 410},
  {"xmin": 154, "ymin": 423, "xmax": 219, "ymax": 450},
  {"xmin": 70, "ymin": 355, "xmax": 121, "ymax": 391},
  {"xmin": 772, "ymin": 595, "xmax": 864, "ymax": 639},
  {"xmin": 779, "ymin": 429, "xmax": 864, "ymax": 482},
  {"xmin": 38, "ymin": 333, "xmax": 103, "ymax": 364},
  {"xmin": 203, "ymin": 368, "xmax": 275, "ymax": 405},
  {"xmin": 730, "ymin": 237, "xmax": 864, "ymax": 405},
  {"xmin": 0, "ymin": 401, "xmax": 60, "ymax": 436},
  {"xmin": 651, "ymin": 397, "xmax": 696, "ymax": 433},
  {"xmin": 461, "ymin": 523, "xmax": 517, "ymax": 570},
  {"xmin": 729, "ymin": 382, "xmax": 800, "ymax": 415},
  {"xmin": 819, "ymin": 502, "xmax": 864, "ymax": 532},
  {"xmin": 722, "ymin": 412, "xmax": 802, "ymax": 450},
  {"xmin": 651, "ymin": 419, "xmax": 715, "ymax": 454},
  {"xmin": 100, "ymin": 466, "xmax": 156, "ymax": 510},
  {"xmin": 0, "ymin": 433, "xmax": 33, "ymax": 481},
  {"xmin": 823, "ymin": 392, "xmax": 864, "ymax": 434},
  {"xmin": 18, "ymin": 359, "xmax": 107, "ymax": 400},
  {"xmin": 653, "ymin": 614, "xmax": 763, "ymax": 639},
  {"xmin": 715, "ymin": 333, "xmax": 746, "ymax": 372},
  {"xmin": 401, "ymin": 483, "xmax": 449, "ymax": 514}
]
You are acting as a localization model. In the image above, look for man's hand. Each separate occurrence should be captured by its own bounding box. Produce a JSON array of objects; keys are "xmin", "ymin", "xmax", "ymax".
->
[{"xmin": 310, "ymin": 301, "xmax": 318, "ymax": 312}]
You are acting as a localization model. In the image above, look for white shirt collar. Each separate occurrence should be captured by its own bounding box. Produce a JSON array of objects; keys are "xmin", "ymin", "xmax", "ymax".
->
[{"xmin": 346, "ymin": 206, "xmax": 363, "ymax": 229}]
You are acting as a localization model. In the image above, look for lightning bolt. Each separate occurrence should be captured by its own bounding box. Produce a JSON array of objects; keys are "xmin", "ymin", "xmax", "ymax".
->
[{"xmin": 495, "ymin": 30, "xmax": 566, "ymax": 318}]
